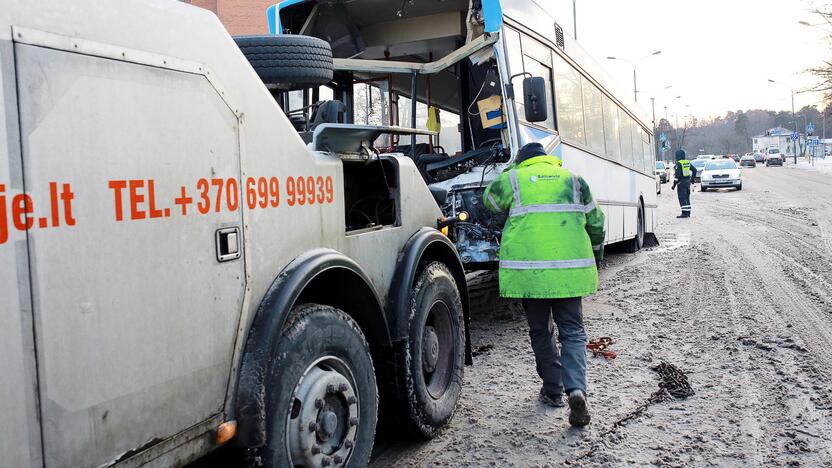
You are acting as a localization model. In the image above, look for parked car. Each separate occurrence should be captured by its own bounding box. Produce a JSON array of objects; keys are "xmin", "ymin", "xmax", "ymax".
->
[
  {"xmin": 696, "ymin": 154, "xmax": 717, "ymax": 160},
  {"xmin": 655, "ymin": 161, "xmax": 670, "ymax": 183},
  {"xmin": 690, "ymin": 158, "xmax": 707, "ymax": 182},
  {"xmin": 753, "ymin": 152, "xmax": 765, "ymax": 163},
  {"xmin": 729, "ymin": 154, "xmax": 741, "ymax": 162},
  {"xmin": 739, "ymin": 154, "xmax": 756, "ymax": 168},
  {"xmin": 700, "ymin": 159, "xmax": 743, "ymax": 191}
]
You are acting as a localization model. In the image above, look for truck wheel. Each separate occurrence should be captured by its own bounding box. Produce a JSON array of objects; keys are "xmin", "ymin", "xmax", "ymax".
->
[
  {"xmin": 625, "ymin": 205, "xmax": 644, "ymax": 253},
  {"xmin": 395, "ymin": 262, "xmax": 464, "ymax": 438},
  {"xmin": 234, "ymin": 35, "xmax": 333, "ymax": 89},
  {"xmin": 260, "ymin": 304, "xmax": 377, "ymax": 468}
]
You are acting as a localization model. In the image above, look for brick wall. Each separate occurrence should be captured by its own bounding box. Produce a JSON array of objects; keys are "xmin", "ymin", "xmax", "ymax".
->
[{"xmin": 183, "ymin": 0, "xmax": 276, "ymax": 36}]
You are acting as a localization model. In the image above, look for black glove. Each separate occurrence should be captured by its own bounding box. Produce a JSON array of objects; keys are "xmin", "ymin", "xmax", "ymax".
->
[{"xmin": 671, "ymin": 182, "xmax": 676, "ymax": 190}]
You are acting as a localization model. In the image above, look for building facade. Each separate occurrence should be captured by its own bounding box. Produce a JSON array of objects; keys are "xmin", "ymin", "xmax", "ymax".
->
[
  {"xmin": 182, "ymin": 0, "xmax": 274, "ymax": 35},
  {"xmin": 752, "ymin": 126, "xmax": 803, "ymax": 156}
]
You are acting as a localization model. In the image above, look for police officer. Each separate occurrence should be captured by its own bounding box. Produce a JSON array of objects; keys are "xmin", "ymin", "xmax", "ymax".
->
[
  {"xmin": 483, "ymin": 142, "xmax": 605, "ymax": 428},
  {"xmin": 671, "ymin": 149, "xmax": 696, "ymax": 218}
]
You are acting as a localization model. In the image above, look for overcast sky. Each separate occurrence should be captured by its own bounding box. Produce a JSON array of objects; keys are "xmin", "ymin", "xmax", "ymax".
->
[{"xmin": 546, "ymin": 0, "xmax": 829, "ymax": 122}]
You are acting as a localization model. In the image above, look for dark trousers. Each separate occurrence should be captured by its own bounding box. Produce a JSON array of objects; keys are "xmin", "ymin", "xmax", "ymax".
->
[
  {"xmin": 523, "ymin": 298, "xmax": 588, "ymax": 396},
  {"xmin": 677, "ymin": 181, "xmax": 691, "ymax": 216}
]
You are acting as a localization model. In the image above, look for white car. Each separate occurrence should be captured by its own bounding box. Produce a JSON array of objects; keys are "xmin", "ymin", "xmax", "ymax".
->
[
  {"xmin": 700, "ymin": 159, "xmax": 743, "ymax": 191},
  {"xmin": 697, "ymin": 154, "xmax": 717, "ymax": 160}
]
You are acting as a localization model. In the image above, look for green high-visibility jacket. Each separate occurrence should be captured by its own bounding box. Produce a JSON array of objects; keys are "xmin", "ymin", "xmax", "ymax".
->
[{"xmin": 483, "ymin": 155, "xmax": 606, "ymax": 299}]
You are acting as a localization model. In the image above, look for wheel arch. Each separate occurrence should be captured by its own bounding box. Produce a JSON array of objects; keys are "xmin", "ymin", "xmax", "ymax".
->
[
  {"xmin": 234, "ymin": 248, "xmax": 390, "ymax": 447},
  {"xmin": 388, "ymin": 228, "xmax": 472, "ymax": 365}
]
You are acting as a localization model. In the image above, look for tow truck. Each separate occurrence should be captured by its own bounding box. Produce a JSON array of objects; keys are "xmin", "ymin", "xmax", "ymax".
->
[{"xmin": 1, "ymin": 1, "xmax": 472, "ymax": 466}]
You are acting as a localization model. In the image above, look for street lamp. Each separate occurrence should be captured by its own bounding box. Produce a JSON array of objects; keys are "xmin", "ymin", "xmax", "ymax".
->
[
  {"xmin": 767, "ymin": 78, "xmax": 798, "ymax": 163},
  {"xmin": 606, "ymin": 50, "xmax": 662, "ymax": 102}
]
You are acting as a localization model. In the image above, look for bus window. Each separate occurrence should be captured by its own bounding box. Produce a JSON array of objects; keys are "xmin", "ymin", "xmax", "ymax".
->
[
  {"xmin": 553, "ymin": 54, "xmax": 585, "ymax": 144},
  {"xmin": 642, "ymin": 129, "xmax": 653, "ymax": 172},
  {"xmin": 581, "ymin": 80, "xmax": 605, "ymax": 154},
  {"xmin": 619, "ymin": 109, "xmax": 634, "ymax": 167},
  {"xmin": 602, "ymin": 95, "xmax": 621, "ymax": 160},
  {"xmin": 631, "ymin": 120, "xmax": 644, "ymax": 171},
  {"xmin": 398, "ymin": 96, "xmax": 430, "ymax": 144}
]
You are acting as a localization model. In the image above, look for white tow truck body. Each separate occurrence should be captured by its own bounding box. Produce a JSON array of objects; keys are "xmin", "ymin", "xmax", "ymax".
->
[{"xmin": 1, "ymin": 1, "xmax": 470, "ymax": 466}]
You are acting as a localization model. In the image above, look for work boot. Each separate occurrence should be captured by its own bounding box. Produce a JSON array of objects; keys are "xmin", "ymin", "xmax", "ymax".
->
[
  {"xmin": 539, "ymin": 389, "xmax": 565, "ymax": 408},
  {"xmin": 567, "ymin": 390, "xmax": 591, "ymax": 427}
]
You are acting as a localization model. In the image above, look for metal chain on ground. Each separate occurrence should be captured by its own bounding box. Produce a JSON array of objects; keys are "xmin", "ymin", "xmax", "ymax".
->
[{"xmin": 567, "ymin": 361, "xmax": 694, "ymax": 464}]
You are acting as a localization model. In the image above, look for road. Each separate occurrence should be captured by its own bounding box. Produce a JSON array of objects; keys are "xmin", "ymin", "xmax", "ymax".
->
[{"xmin": 372, "ymin": 163, "xmax": 832, "ymax": 467}]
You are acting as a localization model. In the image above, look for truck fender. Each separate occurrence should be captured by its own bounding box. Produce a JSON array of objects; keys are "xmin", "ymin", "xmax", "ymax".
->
[
  {"xmin": 234, "ymin": 248, "xmax": 390, "ymax": 447},
  {"xmin": 387, "ymin": 228, "xmax": 472, "ymax": 364}
]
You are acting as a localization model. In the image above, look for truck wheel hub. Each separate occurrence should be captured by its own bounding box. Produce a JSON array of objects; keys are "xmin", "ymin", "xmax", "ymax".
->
[
  {"xmin": 423, "ymin": 326, "xmax": 440, "ymax": 374},
  {"xmin": 288, "ymin": 358, "xmax": 358, "ymax": 467}
]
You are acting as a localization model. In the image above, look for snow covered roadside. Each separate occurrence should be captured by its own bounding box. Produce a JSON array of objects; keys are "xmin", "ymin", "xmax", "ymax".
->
[{"xmin": 787, "ymin": 156, "xmax": 832, "ymax": 174}]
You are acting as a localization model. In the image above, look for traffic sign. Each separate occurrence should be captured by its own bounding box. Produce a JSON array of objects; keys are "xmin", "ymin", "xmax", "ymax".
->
[
  {"xmin": 659, "ymin": 132, "xmax": 667, "ymax": 142},
  {"xmin": 791, "ymin": 132, "xmax": 799, "ymax": 141},
  {"xmin": 807, "ymin": 123, "xmax": 815, "ymax": 134},
  {"xmin": 808, "ymin": 136, "xmax": 820, "ymax": 146}
]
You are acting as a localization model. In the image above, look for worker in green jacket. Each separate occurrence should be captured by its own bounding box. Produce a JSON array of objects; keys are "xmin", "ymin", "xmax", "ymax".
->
[{"xmin": 483, "ymin": 142, "xmax": 605, "ymax": 427}]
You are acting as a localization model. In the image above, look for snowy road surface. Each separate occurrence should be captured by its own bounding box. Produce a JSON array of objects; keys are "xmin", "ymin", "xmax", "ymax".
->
[{"xmin": 371, "ymin": 163, "xmax": 832, "ymax": 467}]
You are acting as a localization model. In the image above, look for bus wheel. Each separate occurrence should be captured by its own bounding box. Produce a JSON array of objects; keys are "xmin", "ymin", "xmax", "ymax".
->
[
  {"xmin": 395, "ymin": 262, "xmax": 464, "ymax": 438},
  {"xmin": 626, "ymin": 205, "xmax": 645, "ymax": 253},
  {"xmin": 261, "ymin": 304, "xmax": 377, "ymax": 468}
]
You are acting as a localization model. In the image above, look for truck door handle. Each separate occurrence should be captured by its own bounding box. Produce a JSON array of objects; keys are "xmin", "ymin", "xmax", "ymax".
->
[{"xmin": 216, "ymin": 227, "xmax": 241, "ymax": 262}]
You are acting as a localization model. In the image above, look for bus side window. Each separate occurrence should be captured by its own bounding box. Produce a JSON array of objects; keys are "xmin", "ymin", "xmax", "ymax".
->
[
  {"xmin": 581, "ymin": 79, "xmax": 605, "ymax": 154},
  {"xmin": 619, "ymin": 109, "xmax": 634, "ymax": 167},
  {"xmin": 642, "ymin": 130, "xmax": 653, "ymax": 172},
  {"xmin": 631, "ymin": 119, "xmax": 644, "ymax": 171},
  {"xmin": 552, "ymin": 53, "xmax": 585, "ymax": 145},
  {"xmin": 602, "ymin": 95, "xmax": 621, "ymax": 160}
]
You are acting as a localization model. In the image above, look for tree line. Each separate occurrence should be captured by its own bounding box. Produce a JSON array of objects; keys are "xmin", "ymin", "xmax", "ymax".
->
[{"xmin": 655, "ymin": 104, "xmax": 832, "ymax": 160}]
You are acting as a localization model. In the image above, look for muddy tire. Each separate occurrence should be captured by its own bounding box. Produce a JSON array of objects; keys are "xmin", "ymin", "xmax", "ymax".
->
[
  {"xmin": 233, "ymin": 35, "xmax": 333, "ymax": 89},
  {"xmin": 259, "ymin": 304, "xmax": 377, "ymax": 468},
  {"xmin": 394, "ymin": 262, "xmax": 465, "ymax": 438},
  {"xmin": 626, "ymin": 204, "xmax": 645, "ymax": 253}
]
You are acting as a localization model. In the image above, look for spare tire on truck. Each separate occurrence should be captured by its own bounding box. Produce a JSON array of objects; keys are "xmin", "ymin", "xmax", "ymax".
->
[{"xmin": 233, "ymin": 35, "xmax": 333, "ymax": 89}]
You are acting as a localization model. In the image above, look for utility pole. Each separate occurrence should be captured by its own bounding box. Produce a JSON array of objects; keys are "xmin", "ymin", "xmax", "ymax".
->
[
  {"xmin": 573, "ymin": 0, "xmax": 577, "ymax": 40},
  {"xmin": 791, "ymin": 89, "xmax": 797, "ymax": 164}
]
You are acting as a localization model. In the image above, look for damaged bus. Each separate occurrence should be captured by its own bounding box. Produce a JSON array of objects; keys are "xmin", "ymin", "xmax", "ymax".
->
[{"xmin": 266, "ymin": 0, "xmax": 659, "ymax": 268}]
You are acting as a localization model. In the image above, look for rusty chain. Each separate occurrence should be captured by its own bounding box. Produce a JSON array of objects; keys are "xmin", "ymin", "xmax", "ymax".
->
[{"xmin": 568, "ymin": 361, "xmax": 694, "ymax": 464}]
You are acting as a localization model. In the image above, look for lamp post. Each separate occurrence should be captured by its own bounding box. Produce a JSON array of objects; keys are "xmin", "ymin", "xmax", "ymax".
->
[
  {"xmin": 606, "ymin": 50, "xmax": 662, "ymax": 102},
  {"xmin": 767, "ymin": 78, "xmax": 797, "ymax": 164},
  {"xmin": 573, "ymin": 0, "xmax": 577, "ymax": 40},
  {"xmin": 648, "ymin": 85, "xmax": 672, "ymax": 161}
]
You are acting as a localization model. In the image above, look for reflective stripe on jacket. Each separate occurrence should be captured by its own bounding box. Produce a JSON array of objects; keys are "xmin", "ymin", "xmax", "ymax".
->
[{"xmin": 483, "ymin": 155, "xmax": 606, "ymax": 299}]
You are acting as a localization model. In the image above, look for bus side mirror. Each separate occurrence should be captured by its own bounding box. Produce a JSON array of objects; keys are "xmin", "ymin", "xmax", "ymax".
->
[{"xmin": 522, "ymin": 76, "xmax": 548, "ymax": 123}]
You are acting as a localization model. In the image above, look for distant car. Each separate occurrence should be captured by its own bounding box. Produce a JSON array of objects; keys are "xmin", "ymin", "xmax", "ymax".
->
[
  {"xmin": 690, "ymin": 158, "xmax": 707, "ymax": 182},
  {"xmin": 739, "ymin": 154, "xmax": 756, "ymax": 168},
  {"xmin": 729, "ymin": 154, "xmax": 740, "ymax": 162},
  {"xmin": 697, "ymin": 154, "xmax": 717, "ymax": 160},
  {"xmin": 753, "ymin": 152, "xmax": 765, "ymax": 163},
  {"xmin": 700, "ymin": 159, "xmax": 742, "ymax": 191},
  {"xmin": 655, "ymin": 161, "xmax": 669, "ymax": 183},
  {"xmin": 766, "ymin": 154, "xmax": 784, "ymax": 166},
  {"xmin": 766, "ymin": 148, "xmax": 784, "ymax": 167}
]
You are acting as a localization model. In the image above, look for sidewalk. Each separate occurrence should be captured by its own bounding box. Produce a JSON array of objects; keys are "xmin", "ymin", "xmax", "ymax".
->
[{"xmin": 787, "ymin": 156, "xmax": 832, "ymax": 175}]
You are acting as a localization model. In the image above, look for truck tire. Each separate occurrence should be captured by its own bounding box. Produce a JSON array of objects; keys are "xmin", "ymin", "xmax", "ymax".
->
[
  {"xmin": 234, "ymin": 35, "xmax": 333, "ymax": 89},
  {"xmin": 395, "ymin": 262, "xmax": 464, "ymax": 438},
  {"xmin": 625, "ymin": 204, "xmax": 644, "ymax": 253},
  {"xmin": 259, "ymin": 304, "xmax": 377, "ymax": 468}
]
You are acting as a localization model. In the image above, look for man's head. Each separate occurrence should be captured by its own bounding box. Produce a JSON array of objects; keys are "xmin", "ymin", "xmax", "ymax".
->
[
  {"xmin": 516, "ymin": 142, "xmax": 547, "ymax": 163},
  {"xmin": 675, "ymin": 149, "xmax": 686, "ymax": 161}
]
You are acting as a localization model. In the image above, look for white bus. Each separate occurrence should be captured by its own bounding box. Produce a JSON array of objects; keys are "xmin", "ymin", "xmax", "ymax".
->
[{"xmin": 274, "ymin": 0, "xmax": 658, "ymax": 267}]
